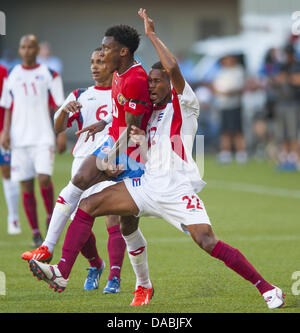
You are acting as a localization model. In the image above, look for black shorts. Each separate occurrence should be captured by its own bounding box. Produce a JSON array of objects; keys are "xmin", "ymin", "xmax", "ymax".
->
[{"xmin": 220, "ymin": 108, "xmax": 242, "ymax": 133}]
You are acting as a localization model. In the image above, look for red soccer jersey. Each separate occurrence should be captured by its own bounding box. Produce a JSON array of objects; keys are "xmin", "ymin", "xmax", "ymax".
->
[
  {"xmin": 0, "ymin": 64, "xmax": 8, "ymax": 132},
  {"xmin": 109, "ymin": 62, "xmax": 152, "ymax": 142}
]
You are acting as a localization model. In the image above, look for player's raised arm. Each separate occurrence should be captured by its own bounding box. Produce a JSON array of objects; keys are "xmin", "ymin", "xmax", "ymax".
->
[{"xmin": 138, "ymin": 8, "xmax": 185, "ymax": 95}]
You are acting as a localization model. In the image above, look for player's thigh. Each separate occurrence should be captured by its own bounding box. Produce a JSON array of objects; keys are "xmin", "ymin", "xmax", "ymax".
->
[
  {"xmin": 79, "ymin": 181, "xmax": 139, "ymax": 217},
  {"xmin": 72, "ymin": 154, "xmax": 105, "ymax": 189},
  {"xmin": 11, "ymin": 147, "xmax": 35, "ymax": 182},
  {"xmin": 32, "ymin": 145, "xmax": 55, "ymax": 177}
]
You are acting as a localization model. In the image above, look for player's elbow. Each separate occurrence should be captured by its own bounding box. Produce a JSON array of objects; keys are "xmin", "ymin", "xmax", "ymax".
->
[{"xmin": 164, "ymin": 59, "xmax": 179, "ymax": 76}]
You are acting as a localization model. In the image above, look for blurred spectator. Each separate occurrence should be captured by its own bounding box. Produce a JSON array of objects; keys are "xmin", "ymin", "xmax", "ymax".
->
[
  {"xmin": 194, "ymin": 84, "xmax": 220, "ymax": 152},
  {"xmin": 271, "ymin": 44, "xmax": 300, "ymax": 171},
  {"xmin": 0, "ymin": 48, "xmax": 21, "ymax": 72},
  {"xmin": 176, "ymin": 51, "xmax": 196, "ymax": 84},
  {"xmin": 37, "ymin": 41, "xmax": 63, "ymax": 75},
  {"xmin": 248, "ymin": 48, "xmax": 282, "ymax": 160},
  {"xmin": 211, "ymin": 54, "xmax": 247, "ymax": 164}
]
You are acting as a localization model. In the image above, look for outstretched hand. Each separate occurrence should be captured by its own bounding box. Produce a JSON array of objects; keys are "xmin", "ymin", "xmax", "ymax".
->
[
  {"xmin": 75, "ymin": 120, "xmax": 107, "ymax": 142},
  {"xmin": 138, "ymin": 8, "xmax": 155, "ymax": 36}
]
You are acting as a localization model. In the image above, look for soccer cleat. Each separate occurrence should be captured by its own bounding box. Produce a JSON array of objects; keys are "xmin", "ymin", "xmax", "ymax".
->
[
  {"xmin": 103, "ymin": 276, "xmax": 121, "ymax": 294},
  {"xmin": 29, "ymin": 259, "xmax": 68, "ymax": 292},
  {"xmin": 84, "ymin": 261, "xmax": 105, "ymax": 291},
  {"xmin": 130, "ymin": 284, "xmax": 154, "ymax": 306},
  {"xmin": 8, "ymin": 221, "xmax": 21, "ymax": 235},
  {"xmin": 32, "ymin": 233, "xmax": 43, "ymax": 248},
  {"xmin": 22, "ymin": 245, "xmax": 53, "ymax": 263},
  {"xmin": 263, "ymin": 286, "xmax": 285, "ymax": 309}
]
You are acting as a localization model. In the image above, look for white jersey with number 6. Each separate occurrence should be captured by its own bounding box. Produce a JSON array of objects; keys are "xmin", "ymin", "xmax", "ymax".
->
[{"xmin": 55, "ymin": 85, "xmax": 112, "ymax": 159}]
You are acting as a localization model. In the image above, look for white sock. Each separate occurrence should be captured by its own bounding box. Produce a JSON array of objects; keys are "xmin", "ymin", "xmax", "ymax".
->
[
  {"xmin": 2, "ymin": 178, "xmax": 20, "ymax": 224},
  {"xmin": 123, "ymin": 228, "xmax": 151, "ymax": 289},
  {"xmin": 43, "ymin": 181, "xmax": 83, "ymax": 253}
]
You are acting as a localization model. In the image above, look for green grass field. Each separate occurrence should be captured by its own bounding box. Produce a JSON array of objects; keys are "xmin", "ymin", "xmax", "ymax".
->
[{"xmin": 0, "ymin": 152, "xmax": 300, "ymax": 314}]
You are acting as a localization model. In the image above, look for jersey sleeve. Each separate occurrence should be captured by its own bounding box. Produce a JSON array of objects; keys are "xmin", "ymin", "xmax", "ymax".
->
[
  {"xmin": 48, "ymin": 72, "xmax": 65, "ymax": 109},
  {"xmin": 177, "ymin": 81, "xmax": 200, "ymax": 117},
  {"xmin": 123, "ymin": 74, "xmax": 152, "ymax": 116},
  {"xmin": 0, "ymin": 76, "xmax": 13, "ymax": 110},
  {"xmin": 53, "ymin": 91, "xmax": 76, "ymax": 123},
  {"xmin": 102, "ymin": 112, "xmax": 113, "ymax": 124}
]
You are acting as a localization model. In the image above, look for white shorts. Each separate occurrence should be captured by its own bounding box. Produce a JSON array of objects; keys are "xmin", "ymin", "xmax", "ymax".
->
[
  {"xmin": 124, "ymin": 176, "xmax": 211, "ymax": 234},
  {"xmin": 11, "ymin": 145, "xmax": 54, "ymax": 182}
]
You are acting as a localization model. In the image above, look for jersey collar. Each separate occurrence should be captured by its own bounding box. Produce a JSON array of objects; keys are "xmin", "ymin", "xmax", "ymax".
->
[
  {"xmin": 21, "ymin": 64, "xmax": 40, "ymax": 70},
  {"xmin": 93, "ymin": 86, "xmax": 112, "ymax": 90},
  {"xmin": 116, "ymin": 61, "xmax": 141, "ymax": 77}
]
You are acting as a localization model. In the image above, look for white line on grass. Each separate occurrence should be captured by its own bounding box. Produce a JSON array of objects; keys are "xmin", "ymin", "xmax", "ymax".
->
[{"xmin": 206, "ymin": 179, "xmax": 300, "ymax": 199}]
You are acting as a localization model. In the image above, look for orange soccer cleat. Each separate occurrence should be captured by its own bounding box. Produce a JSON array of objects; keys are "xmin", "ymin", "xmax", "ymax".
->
[
  {"xmin": 130, "ymin": 284, "xmax": 154, "ymax": 306},
  {"xmin": 22, "ymin": 245, "xmax": 53, "ymax": 263}
]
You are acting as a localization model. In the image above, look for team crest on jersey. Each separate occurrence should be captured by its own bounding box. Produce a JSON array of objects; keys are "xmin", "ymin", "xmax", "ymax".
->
[
  {"xmin": 117, "ymin": 93, "xmax": 126, "ymax": 105},
  {"xmin": 158, "ymin": 112, "xmax": 164, "ymax": 121},
  {"xmin": 101, "ymin": 145, "xmax": 111, "ymax": 154}
]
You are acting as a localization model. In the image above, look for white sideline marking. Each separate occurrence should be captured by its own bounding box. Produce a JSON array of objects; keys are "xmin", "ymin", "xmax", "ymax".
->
[{"xmin": 206, "ymin": 179, "xmax": 300, "ymax": 199}]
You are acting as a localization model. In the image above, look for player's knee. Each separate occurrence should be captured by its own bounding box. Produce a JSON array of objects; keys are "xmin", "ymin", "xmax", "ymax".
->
[
  {"xmin": 119, "ymin": 216, "xmax": 139, "ymax": 236},
  {"xmin": 105, "ymin": 215, "xmax": 120, "ymax": 228},
  {"xmin": 193, "ymin": 232, "xmax": 217, "ymax": 254},
  {"xmin": 38, "ymin": 174, "xmax": 51, "ymax": 188},
  {"xmin": 72, "ymin": 170, "xmax": 90, "ymax": 190},
  {"xmin": 78, "ymin": 197, "xmax": 96, "ymax": 216}
]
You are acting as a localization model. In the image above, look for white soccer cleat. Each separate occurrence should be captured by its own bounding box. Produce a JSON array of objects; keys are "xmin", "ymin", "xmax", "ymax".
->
[
  {"xmin": 263, "ymin": 286, "xmax": 285, "ymax": 309},
  {"xmin": 29, "ymin": 259, "xmax": 68, "ymax": 292},
  {"xmin": 8, "ymin": 221, "xmax": 21, "ymax": 235}
]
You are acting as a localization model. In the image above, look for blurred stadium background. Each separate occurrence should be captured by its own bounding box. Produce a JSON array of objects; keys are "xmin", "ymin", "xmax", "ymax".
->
[{"xmin": 2, "ymin": 0, "xmax": 300, "ymax": 165}]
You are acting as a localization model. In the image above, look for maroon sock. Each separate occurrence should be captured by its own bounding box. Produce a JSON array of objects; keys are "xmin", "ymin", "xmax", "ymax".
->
[
  {"xmin": 22, "ymin": 191, "xmax": 40, "ymax": 235},
  {"xmin": 81, "ymin": 231, "xmax": 103, "ymax": 269},
  {"xmin": 58, "ymin": 208, "xmax": 95, "ymax": 279},
  {"xmin": 107, "ymin": 224, "xmax": 126, "ymax": 280},
  {"xmin": 40, "ymin": 182, "xmax": 54, "ymax": 225},
  {"xmin": 211, "ymin": 240, "xmax": 274, "ymax": 295}
]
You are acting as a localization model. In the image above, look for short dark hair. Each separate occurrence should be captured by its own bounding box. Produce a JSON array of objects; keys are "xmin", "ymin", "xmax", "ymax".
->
[
  {"xmin": 151, "ymin": 61, "xmax": 170, "ymax": 80},
  {"xmin": 105, "ymin": 25, "xmax": 140, "ymax": 55},
  {"xmin": 94, "ymin": 47, "xmax": 102, "ymax": 52},
  {"xmin": 151, "ymin": 61, "xmax": 164, "ymax": 70}
]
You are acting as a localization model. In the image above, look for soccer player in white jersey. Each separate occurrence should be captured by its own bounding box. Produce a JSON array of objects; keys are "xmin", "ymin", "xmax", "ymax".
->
[
  {"xmin": 28, "ymin": 9, "xmax": 285, "ymax": 310},
  {"xmin": 0, "ymin": 64, "xmax": 20, "ymax": 235},
  {"xmin": 22, "ymin": 49, "xmax": 126, "ymax": 293},
  {"xmin": 1, "ymin": 35, "xmax": 65, "ymax": 247}
]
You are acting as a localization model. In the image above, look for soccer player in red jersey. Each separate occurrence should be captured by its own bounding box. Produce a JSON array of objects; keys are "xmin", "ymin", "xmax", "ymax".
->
[
  {"xmin": 29, "ymin": 9, "xmax": 284, "ymax": 309},
  {"xmin": 0, "ymin": 64, "xmax": 20, "ymax": 235}
]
